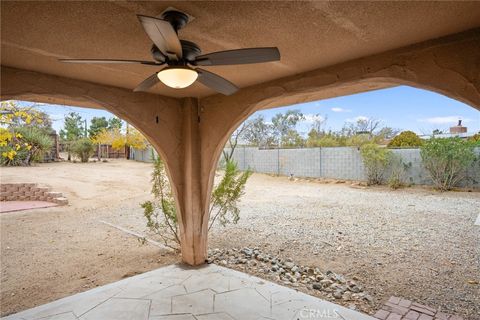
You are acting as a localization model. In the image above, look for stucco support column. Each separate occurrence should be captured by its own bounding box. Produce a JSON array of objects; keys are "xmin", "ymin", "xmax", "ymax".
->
[{"xmin": 170, "ymin": 97, "xmax": 210, "ymax": 265}]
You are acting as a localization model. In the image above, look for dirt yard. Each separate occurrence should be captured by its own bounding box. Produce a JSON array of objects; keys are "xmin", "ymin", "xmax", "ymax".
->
[{"xmin": 1, "ymin": 160, "xmax": 479, "ymax": 318}]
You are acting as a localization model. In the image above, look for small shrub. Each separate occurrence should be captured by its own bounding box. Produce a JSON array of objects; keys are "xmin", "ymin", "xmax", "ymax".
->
[
  {"xmin": 360, "ymin": 143, "xmax": 392, "ymax": 185},
  {"xmin": 71, "ymin": 138, "xmax": 94, "ymax": 162},
  {"xmin": 420, "ymin": 137, "xmax": 476, "ymax": 191},
  {"xmin": 388, "ymin": 131, "xmax": 423, "ymax": 148},
  {"xmin": 141, "ymin": 154, "xmax": 251, "ymax": 250},
  {"xmin": 388, "ymin": 154, "xmax": 411, "ymax": 189}
]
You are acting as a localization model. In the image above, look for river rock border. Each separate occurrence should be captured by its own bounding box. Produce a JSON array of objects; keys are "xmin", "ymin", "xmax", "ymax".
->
[{"xmin": 207, "ymin": 247, "xmax": 374, "ymax": 313}]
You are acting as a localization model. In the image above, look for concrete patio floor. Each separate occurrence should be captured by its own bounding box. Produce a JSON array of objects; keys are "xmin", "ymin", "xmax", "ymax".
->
[{"xmin": 3, "ymin": 264, "xmax": 375, "ymax": 320}]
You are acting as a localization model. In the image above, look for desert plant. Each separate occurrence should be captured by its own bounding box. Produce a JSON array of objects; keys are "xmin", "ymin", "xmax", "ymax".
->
[
  {"xmin": 141, "ymin": 153, "xmax": 179, "ymax": 250},
  {"xmin": 388, "ymin": 131, "xmax": 423, "ymax": 148},
  {"xmin": 360, "ymin": 143, "xmax": 392, "ymax": 185},
  {"xmin": 388, "ymin": 153, "xmax": 411, "ymax": 189},
  {"xmin": 420, "ymin": 137, "xmax": 476, "ymax": 191},
  {"xmin": 71, "ymin": 138, "xmax": 94, "ymax": 162},
  {"xmin": 14, "ymin": 126, "xmax": 54, "ymax": 165},
  {"xmin": 141, "ymin": 152, "xmax": 251, "ymax": 250}
]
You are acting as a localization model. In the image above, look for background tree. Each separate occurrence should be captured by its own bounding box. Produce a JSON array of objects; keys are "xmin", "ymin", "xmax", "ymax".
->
[
  {"xmin": 271, "ymin": 110, "xmax": 304, "ymax": 146},
  {"xmin": 222, "ymin": 122, "xmax": 250, "ymax": 163},
  {"xmin": 88, "ymin": 117, "xmax": 109, "ymax": 138},
  {"xmin": 59, "ymin": 112, "xmax": 84, "ymax": 160},
  {"xmin": 108, "ymin": 117, "xmax": 123, "ymax": 130},
  {"xmin": 281, "ymin": 129, "xmax": 305, "ymax": 147},
  {"xmin": 242, "ymin": 115, "xmax": 274, "ymax": 148}
]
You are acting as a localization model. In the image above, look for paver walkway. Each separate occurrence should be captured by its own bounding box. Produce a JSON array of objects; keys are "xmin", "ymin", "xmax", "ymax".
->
[
  {"xmin": 3, "ymin": 263, "xmax": 375, "ymax": 320},
  {"xmin": 0, "ymin": 201, "xmax": 58, "ymax": 213},
  {"xmin": 374, "ymin": 296, "xmax": 464, "ymax": 320}
]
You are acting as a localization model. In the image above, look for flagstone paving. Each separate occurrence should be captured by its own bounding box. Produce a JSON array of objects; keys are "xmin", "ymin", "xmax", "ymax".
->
[
  {"xmin": 374, "ymin": 296, "xmax": 464, "ymax": 320},
  {"xmin": 2, "ymin": 264, "xmax": 375, "ymax": 320}
]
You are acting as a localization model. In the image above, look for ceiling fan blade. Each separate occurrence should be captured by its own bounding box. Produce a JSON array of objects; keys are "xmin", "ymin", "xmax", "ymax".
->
[
  {"xmin": 194, "ymin": 47, "xmax": 280, "ymax": 66},
  {"xmin": 196, "ymin": 68, "xmax": 238, "ymax": 96},
  {"xmin": 133, "ymin": 73, "xmax": 160, "ymax": 92},
  {"xmin": 59, "ymin": 59, "xmax": 163, "ymax": 65},
  {"xmin": 137, "ymin": 15, "xmax": 182, "ymax": 60}
]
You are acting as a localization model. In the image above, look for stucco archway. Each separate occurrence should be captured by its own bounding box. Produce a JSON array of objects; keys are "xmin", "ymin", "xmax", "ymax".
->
[{"xmin": 2, "ymin": 28, "xmax": 479, "ymax": 266}]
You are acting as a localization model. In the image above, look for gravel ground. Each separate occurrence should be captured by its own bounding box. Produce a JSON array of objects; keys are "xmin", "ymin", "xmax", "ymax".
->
[
  {"xmin": 208, "ymin": 175, "xmax": 480, "ymax": 319},
  {"xmin": 1, "ymin": 162, "xmax": 479, "ymax": 319},
  {"xmin": 109, "ymin": 172, "xmax": 480, "ymax": 319}
]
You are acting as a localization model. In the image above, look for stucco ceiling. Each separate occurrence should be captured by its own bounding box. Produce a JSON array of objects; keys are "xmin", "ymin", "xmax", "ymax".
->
[{"xmin": 2, "ymin": 1, "xmax": 480, "ymax": 98}]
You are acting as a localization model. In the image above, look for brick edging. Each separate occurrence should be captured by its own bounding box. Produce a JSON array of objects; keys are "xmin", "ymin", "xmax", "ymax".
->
[{"xmin": 0, "ymin": 183, "xmax": 68, "ymax": 205}]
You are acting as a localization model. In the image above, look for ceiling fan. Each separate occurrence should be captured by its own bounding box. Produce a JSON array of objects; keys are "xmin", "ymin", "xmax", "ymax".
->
[{"xmin": 60, "ymin": 10, "xmax": 280, "ymax": 95}]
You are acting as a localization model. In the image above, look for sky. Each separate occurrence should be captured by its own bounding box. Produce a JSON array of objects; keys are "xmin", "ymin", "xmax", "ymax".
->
[{"xmin": 16, "ymin": 85, "xmax": 480, "ymax": 136}]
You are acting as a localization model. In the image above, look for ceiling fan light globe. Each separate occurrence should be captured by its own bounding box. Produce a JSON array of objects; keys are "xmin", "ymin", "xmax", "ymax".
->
[{"xmin": 157, "ymin": 67, "xmax": 198, "ymax": 89}]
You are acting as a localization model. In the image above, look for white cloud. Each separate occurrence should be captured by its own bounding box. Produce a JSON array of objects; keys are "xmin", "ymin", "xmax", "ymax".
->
[
  {"xmin": 303, "ymin": 114, "xmax": 325, "ymax": 123},
  {"xmin": 331, "ymin": 107, "xmax": 351, "ymax": 113},
  {"xmin": 418, "ymin": 116, "xmax": 472, "ymax": 125},
  {"xmin": 346, "ymin": 115, "xmax": 369, "ymax": 123}
]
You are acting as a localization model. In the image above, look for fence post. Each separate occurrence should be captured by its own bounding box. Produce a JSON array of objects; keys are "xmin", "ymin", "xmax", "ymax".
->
[
  {"xmin": 242, "ymin": 146, "xmax": 245, "ymax": 170},
  {"xmin": 277, "ymin": 147, "xmax": 280, "ymax": 176},
  {"xmin": 319, "ymin": 147, "xmax": 322, "ymax": 178}
]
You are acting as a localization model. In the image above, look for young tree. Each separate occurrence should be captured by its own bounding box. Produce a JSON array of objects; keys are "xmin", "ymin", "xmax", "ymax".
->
[{"xmin": 141, "ymin": 156, "xmax": 252, "ymax": 250}]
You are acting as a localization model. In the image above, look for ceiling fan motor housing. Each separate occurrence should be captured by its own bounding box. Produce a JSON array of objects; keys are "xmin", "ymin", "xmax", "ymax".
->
[
  {"xmin": 161, "ymin": 10, "xmax": 189, "ymax": 32},
  {"xmin": 150, "ymin": 40, "xmax": 201, "ymax": 64}
]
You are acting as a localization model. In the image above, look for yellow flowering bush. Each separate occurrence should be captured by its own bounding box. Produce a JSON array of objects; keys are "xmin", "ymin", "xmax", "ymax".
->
[
  {"xmin": 92, "ymin": 126, "xmax": 147, "ymax": 151},
  {"xmin": 1, "ymin": 101, "xmax": 53, "ymax": 166}
]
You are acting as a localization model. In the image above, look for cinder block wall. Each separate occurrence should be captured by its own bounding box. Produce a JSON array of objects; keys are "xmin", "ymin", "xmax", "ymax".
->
[
  {"xmin": 0, "ymin": 183, "xmax": 68, "ymax": 205},
  {"xmin": 131, "ymin": 146, "xmax": 480, "ymax": 188},
  {"xmin": 227, "ymin": 146, "xmax": 480, "ymax": 188}
]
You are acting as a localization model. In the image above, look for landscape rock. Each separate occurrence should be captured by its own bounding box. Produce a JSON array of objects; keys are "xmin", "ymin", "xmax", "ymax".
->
[{"xmin": 207, "ymin": 247, "xmax": 374, "ymax": 311}]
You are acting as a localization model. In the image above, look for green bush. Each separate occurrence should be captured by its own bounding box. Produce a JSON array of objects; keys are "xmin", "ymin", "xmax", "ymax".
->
[
  {"xmin": 388, "ymin": 154, "xmax": 411, "ymax": 189},
  {"xmin": 388, "ymin": 131, "xmax": 423, "ymax": 148},
  {"xmin": 360, "ymin": 143, "xmax": 393, "ymax": 185},
  {"xmin": 420, "ymin": 137, "xmax": 477, "ymax": 191},
  {"xmin": 71, "ymin": 138, "xmax": 94, "ymax": 162},
  {"xmin": 142, "ymin": 155, "xmax": 251, "ymax": 250}
]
